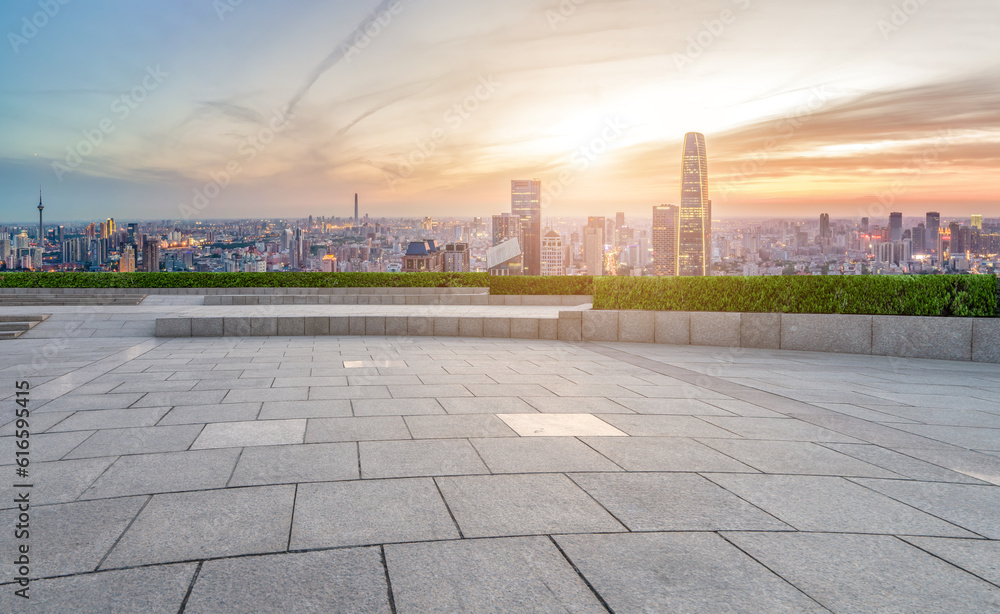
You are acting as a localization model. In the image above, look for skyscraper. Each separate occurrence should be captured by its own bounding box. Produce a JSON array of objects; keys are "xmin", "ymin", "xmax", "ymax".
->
[
  {"xmin": 511, "ymin": 180, "xmax": 541, "ymax": 275},
  {"xmin": 889, "ymin": 212, "xmax": 903, "ymax": 242},
  {"xmin": 540, "ymin": 230, "xmax": 564, "ymax": 276},
  {"xmin": 819, "ymin": 213, "xmax": 830, "ymax": 240},
  {"xmin": 679, "ymin": 132, "xmax": 710, "ymax": 276},
  {"xmin": 971, "ymin": 214, "xmax": 983, "ymax": 230},
  {"xmin": 37, "ymin": 187, "xmax": 44, "ymax": 245},
  {"xmin": 925, "ymin": 212, "xmax": 940, "ymax": 255},
  {"xmin": 652, "ymin": 204, "xmax": 679, "ymax": 276},
  {"xmin": 354, "ymin": 194, "xmax": 359, "ymax": 229},
  {"xmin": 585, "ymin": 217, "xmax": 605, "ymax": 276}
]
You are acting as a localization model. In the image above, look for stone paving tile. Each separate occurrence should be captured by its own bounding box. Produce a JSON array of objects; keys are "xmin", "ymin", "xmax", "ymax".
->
[
  {"xmin": 853, "ymin": 478, "xmax": 1000, "ymax": 539},
  {"xmin": 820, "ymin": 443, "xmax": 989, "ymax": 484},
  {"xmin": 291, "ymin": 478, "xmax": 459, "ymax": 549},
  {"xmin": 192, "ymin": 420, "xmax": 306, "ymax": 449},
  {"xmin": 891, "ymin": 447, "xmax": 1000, "ymax": 485},
  {"xmin": 555, "ymin": 532, "xmax": 826, "ymax": 613},
  {"xmin": 47, "ymin": 407, "xmax": 170, "ymax": 432},
  {"xmin": 570, "ymin": 472, "xmax": 793, "ymax": 532},
  {"xmin": 191, "ymin": 377, "xmax": 275, "ymax": 391},
  {"xmin": 387, "ymin": 384, "xmax": 472, "ymax": 398},
  {"xmin": 63, "ymin": 425, "xmax": 204, "ymax": 459},
  {"xmin": 470, "ymin": 437, "xmax": 623, "ymax": 473},
  {"xmin": 309, "ymin": 385, "xmax": 391, "ymax": 400},
  {"xmin": 101, "ymin": 485, "xmax": 295, "ymax": 568},
  {"xmin": 521, "ymin": 397, "xmax": 633, "ymax": 413},
  {"xmin": 306, "ymin": 416, "xmax": 412, "ymax": 442},
  {"xmin": 597, "ymin": 414, "xmax": 741, "ymax": 438},
  {"xmin": 581, "ymin": 436, "xmax": 757, "ymax": 472},
  {"xmin": 255, "ymin": 399, "xmax": 351, "ymax": 420},
  {"xmin": 0, "ymin": 411, "xmax": 74, "ymax": 435},
  {"xmin": 404, "ymin": 414, "xmax": 517, "ymax": 439},
  {"xmin": 611, "ymin": 397, "xmax": 738, "ymax": 416},
  {"xmin": 360, "ymin": 439, "xmax": 488, "ymax": 478},
  {"xmin": 228, "ymin": 442, "xmax": 358, "ymax": 486},
  {"xmin": 891, "ymin": 424, "xmax": 1000, "ymax": 451},
  {"xmin": 352, "ymin": 398, "xmax": 446, "ymax": 417},
  {"xmin": 700, "ymin": 416, "xmax": 863, "ymax": 442},
  {"xmin": 386, "ymin": 537, "xmax": 607, "ymax": 613},
  {"xmin": 185, "ymin": 548, "xmax": 391, "ymax": 614},
  {"xmin": 224, "ymin": 387, "xmax": 309, "ymax": 404},
  {"xmin": 902, "ymin": 536, "xmax": 1000, "ymax": 586},
  {"xmin": 0, "ymin": 457, "xmax": 115, "ymax": 508},
  {"xmin": 81, "ymin": 449, "xmax": 240, "ymax": 499},
  {"xmin": 497, "ymin": 414, "xmax": 627, "ymax": 437},
  {"xmin": 0, "ymin": 563, "xmax": 197, "ymax": 614},
  {"xmin": 726, "ymin": 532, "xmax": 1000, "ymax": 613},
  {"xmin": 131, "ymin": 390, "xmax": 228, "ymax": 408},
  {"xmin": 698, "ymin": 439, "xmax": 899, "ymax": 477},
  {"xmin": 38, "ymin": 393, "xmax": 144, "ymax": 412},
  {"xmin": 436, "ymin": 473, "xmax": 626, "ymax": 538},
  {"xmin": 109, "ymin": 380, "xmax": 198, "ymax": 393},
  {"xmin": 0, "ymin": 430, "xmax": 95, "ymax": 463},
  {"xmin": 706, "ymin": 474, "xmax": 977, "ymax": 537},
  {"xmin": 463, "ymin": 384, "xmax": 557, "ymax": 398},
  {"xmin": 0, "ymin": 496, "xmax": 148, "ymax": 579},
  {"xmin": 158, "ymin": 402, "xmax": 262, "ymax": 425},
  {"xmin": 437, "ymin": 396, "xmax": 537, "ymax": 414}
]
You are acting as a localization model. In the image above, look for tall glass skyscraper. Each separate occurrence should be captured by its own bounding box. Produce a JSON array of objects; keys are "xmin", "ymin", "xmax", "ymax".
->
[
  {"xmin": 679, "ymin": 132, "xmax": 710, "ymax": 276},
  {"xmin": 511, "ymin": 180, "xmax": 541, "ymax": 275},
  {"xmin": 652, "ymin": 204, "xmax": 679, "ymax": 276},
  {"xmin": 925, "ymin": 212, "xmax": 940, "ymax": 255}
]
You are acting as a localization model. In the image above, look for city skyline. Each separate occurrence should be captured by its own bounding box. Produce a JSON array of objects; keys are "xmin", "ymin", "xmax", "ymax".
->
[{"xmin": 1, "ymin": 1, "xmax": 998, "ymax": 220}]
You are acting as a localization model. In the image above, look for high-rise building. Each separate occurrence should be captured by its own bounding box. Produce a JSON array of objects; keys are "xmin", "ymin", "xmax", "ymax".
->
[
  {"xmin": 492, "ymin": 213, "xmax": 523, "ymax": 248},
  {"xmin": 819, "ymin": 213, "xmax": 830, "ymax": 240},
  {"xmin": 120, "ymin": 245, "xmax": 136, "ymax": 272},
  {"xmin": 861, "ymin": 217, "xmax": 869, "ymax": 234},
  {"xmin": 511, "ymin": 180, "xmax": 541, "ymax": 275},
  {"xmin": 584, "ymin": 217, "xmax": 605, "ymax": 276},
  {"xmin": 948, "ymin": 221, "xmax": 962, "ymax": 255},
  {"xmin": 142, "ymin": 236, "xmax": 160, "ymax": 272},
  {"xmin": 925, "ymin": 212, "xmax": 940, "ymax": 254},
  {"xmin": 971, "ymin": 214, "xmax": 983, "ymax": 230},
  {"xmin": 889, "ymin": 212, "xmax": 903, "ymax": 242},
  {"xmin": 540, "ymin": 230, "xmax": 564, "ymax": 276},
  {"xmin": 354, "ymin": 194, "xmax": 359, "ymax": 229},
  {"xmin": 443, "ymin": 243, "xmax": 471, "ymax": 272},
  {"xmin": 652, "ymin": 204, "xmax": 679, "ymax": 276},
  {"xmin": 679, "ymin": 132, "xmax": 710, "ymax": 276},
  {"xmin": 615, "ymin": 211, "xmax": 626, "ymax": 246}
]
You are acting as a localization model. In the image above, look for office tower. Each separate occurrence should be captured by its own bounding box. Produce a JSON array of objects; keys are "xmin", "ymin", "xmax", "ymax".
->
[
  {"xmin": 492, "ymin": 213, "xmax": 523, "ymax": 247},
  {"xmin": 912, "ymin": 223, "xmax": 925, "ymax": 253},
  {"xmin": 652, "ymin": 205, "xmax": 680, "ymax": 276},
  {"xmin": 584, "ymin": 217, "xmax": 606, "ymax": 276},
  {"xmin": 889, "ymin": 212, "xmax": 903, "ymax": 242},
  {"xmin": 971, "ymin": 214, "xmax": 983, "ymax": 229},
  {"xmin": 819, "ymin": 213, "xmax": 830, "ymax": 240},
  {"xmin": 142, "ymin": 236, "xmax": 160, "ymax": 272},
  {"xmin": 107, "ymin": 218, "xmax": 115, "ymax": 237},
  {"xmin": 679, "ymin": 132, "xmax": 710, "ymax": 276},
  {"xmin": 540, "ymin": 230, "xmax": 565, "ymax": 275},
  {"xmin": 925, "ymin": 212, "xmax": 940, "ymax": 254},
  {"xmin": 511, "ymin": 180, "xmax": 541, "ymax": 275},
  {"xmin": 948, "ymin": 222, "xmax": 962, "ymax": 254},
  {"xmin": 443, "ymin": 243, "xmax": 471, "ymax": 272},
  {"xmin": 37, "ymin": 187, "xmax": 44, "ymax": 244},
  {"xmin": 615, "ymin": 211, "xmax": 626, "ymax": 246},
  {"xmin": 120, "ymin": 245, "xmax": 136, "ymax": 272},
  {"xmin": 861, "ymin": 217, "xmax": 869, "ymax": 234},
  {"xmin": 127, "ymin": 223, "xmax": 138, "ymax": 244},
  {"xmin": 354, "ymin": 194, "xmax": 359, "ymax": 229}
]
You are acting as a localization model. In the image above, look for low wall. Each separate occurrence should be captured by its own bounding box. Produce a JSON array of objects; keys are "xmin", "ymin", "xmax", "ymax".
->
[{"xmin": 203, "ymin": 294, "xmax": 592, "ymax": 306}]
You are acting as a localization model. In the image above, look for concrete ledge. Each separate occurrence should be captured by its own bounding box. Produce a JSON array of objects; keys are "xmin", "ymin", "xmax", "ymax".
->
[
  {"xmin": 691, "ymin": 312, "xmax": 741, "ymax": 347},
  {"xmin": 191, "ymin": 317, "xmax": 223, "ymax": 337},
  {"xmin": 250, "ymin": 317, "xmax": 277, "ymax": 336},
  {"xmin": 619, "ymin": 311, "xmax": 654, "ymax": 344},
  {"xmin": 781, "ymin": 314, "xmax": 872, "ymax": 355},
  {"xmin": 385, "ymin": 316, "xmax": 408, "ymax": 337},
  {"xmin": 407, "ymin": 317, "xmax": 432, "ymax": 336},
  {"xmin": 655, "ymin": 312, "xmax": 690, "ymax": 345},
  {"xmin": 348, "ymin": 316, "xmax": 365, "ymax": 336},
  {"xmin": 303, "ymin": 317, "xmax": 329, "ymax": 336},
  {"xmin": 539, "ymin": 319, "xmax": 558, "ymax": 340},
  {"xmin": 365, "ymin": 316, "xmax": 387, "ymax": 336},
  {"xmin": 973, "ymin": 319, "xmax": 1000, "ymax": 363},
  {"xmin": 510, "ymin": 318, "xmax": 539, "ymax": 340},
  {"xmin": 458, "ymin": 318, "xmax": 484, "ymax": 338},
  {"xmin": 155, "ymin": 318, "xmax": 191, "ymax": 337},
  {"xmin": 433, "ymin": 317, "xmax": 459, "ymax": 337},
  {"xmin": 741, "ymin": 313, "xmax": 781, "ymax": 350},
  {"xmin": 223, "ymin": 317, "xmax": 251, "ymax": 337},
  {"xmin": 276, "ymin": 317, "xmax": 305, "ymax": 336},
  {"xmin": 873, "ymin": 315, "xmax": 972, "ymax": 362},
  {"xmin": 329, "ymin": 317, "xmax": 349, "ymax": 336},
  {"xmin": 582, "ymin": 311, "xmax": 618, "ymax": 342},
  {"xmin": 484, "ymin": 318, "xmax": 511, "ymax": 338}
]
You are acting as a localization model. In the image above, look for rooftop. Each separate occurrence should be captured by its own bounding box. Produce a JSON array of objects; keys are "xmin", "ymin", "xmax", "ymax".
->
[{"xmin": 2, "ymin": 301, "xmax": 999, "ymax": 612}]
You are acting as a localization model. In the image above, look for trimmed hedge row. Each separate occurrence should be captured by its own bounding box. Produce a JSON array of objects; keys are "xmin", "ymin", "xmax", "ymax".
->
[
  {"xmin": 592, "ymin": 275, "xmax": 998, "ymax": 317},
  {"xmin": 0, "ymin": 272, "xmax": 595, "ymax": 296}
]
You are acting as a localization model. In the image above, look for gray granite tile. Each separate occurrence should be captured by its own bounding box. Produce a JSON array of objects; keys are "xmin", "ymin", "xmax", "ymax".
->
[
  {"xmin": 386, "ymin": 537, "xmax": 606, "ymax": 613},
  {"xmin": 853, "ymin": 478, "xmax": 1000, "ymax": 539},
  {"xmin": 290, "ymin": 478, "xmax": 458, "ymax": 549},
  {"xmin": 436, "ymin": 473, "xmax": 625, "ymax": 538},
  {"xmin": 387, "ymin": 384, "xmax": 472, "ymax": 398},
  {"xmin": 63, "ymin": 425, "xmax": 204, "ymax": 459},
  {"xmin": 496, "ymin": 413, "xmax": 626, "ymax": 437},
  {"xmin": 132, "ymin": 390, "xmax": 227, "ymax": 408},
  {"xmin": 404, "ymin": 414, "xmax": 517, "ymax": 439},
  {"xmin": 185, "ymin": 548, "xmax": 391, "ymax": 614},
  {"xmin": 309, "ymin": 385, "xmax": 391, "ymax": 400},
  {"xmin": 470, "ymin": 437, "xmax": 623, "ymax": 473},
  {"xmin": 352, "ymin": 398, "xmax": 446, "ymax": 417},
  {"xmin": 0, "ymin": 496, "xmax": 147, "ymax": 578},
  {"xmin": 700, "ymin": 416, "xmax": 862, "ymax": 442},
  {"xmin": 81, "ymin": 449, "xmax": 240, "ymax": 499},
  {"xmin": 225, "ymin": 387, "xmax": 309, "ymax": 403},
  {"xmin": 360, "ymin": 439, "xmax": 488, "ymax": 478},
  {"xmin": 521, "ymin": 397, "xmax": 633, "ymax": 414},
  {"xmin": 891, "ymin": 424, "xmax": 1000, "ymax": 451},
  {"xmin": 192, "ymin": 420, "xmax": 306, "ymax": 449},
  {"xmin": 0, "ymin": 457, "xmax": 115, "ymax": 508},
  {"xmin": 438, "ymin": 396, "xmax": 538, "ymax": 414},
  {"xmin": 598, "ymin": 414, "xmax": 740, "ymax": 437},
  {"xmin": 37, "ymin": 393, "xmax": 144, "ymax": 412},
  {"xmin": 1, "ymin": 430, "xmax": 97, "ymax": 464},
  {"xmin": 571, "ymin": 472, "xmax": 793, "ymax": 532},
  {"xmin": 228, "ymin": 442, "xmax": 358, "ymax": 486},
  {"xmin": 902, "ymin": 536, "xmax": 1000, "ymax": 586},
  {"xmin": 0, "ymin": 411, "xmax": 74, "ymax": 436},
  {"xmin": 0, "ymin": 563, "xmax": 197, "ymax": 614},
  {"xmin": 47, "ymin": 407, "xmax": 170, "ymax": 432},
  {"xmin": 158, "ymin": 402, "xmax": 261, "ymax": 425},
  {"xmin": 581, "ymin": 436, "xmax": 757, "ymax": 472},
  {"xmin": 706, "ymin": 474, "xmax": 977, "ymax": 536},
  {"xmin": 556, "ymin": 532, "xmax": 825, "ymax": 613},
  {"xmin": 257, "ymin": 399, "xmax": 352, "ymax": 420},
  {"xmin": 101, "ymin": 485, "xmax": 295, "ymax": 568},
  {"xmin": 727, "ymin": 532, "xmax": 1000, "ymax": 614},
  {"xmin": 698, "ymin": 439, "xmax": 899, "ymax": 477},
  {"xmin": 821, "ymin": 443, "xmax": 988, "ymax": 484},
  {"xmin": 306, "ymin": 416, "xmax": 411, "ymax": 443}
]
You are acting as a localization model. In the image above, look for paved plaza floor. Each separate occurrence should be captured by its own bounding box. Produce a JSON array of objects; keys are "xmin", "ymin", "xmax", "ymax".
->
[{"xmin": 2, "ymin": 306, "xmax": 999, "ymax": 612}]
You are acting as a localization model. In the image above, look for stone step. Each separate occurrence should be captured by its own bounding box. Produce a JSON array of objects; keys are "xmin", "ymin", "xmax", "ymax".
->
[{"xmin": 0, "ymin": 322, "xmax": 31, "ymax": 332}]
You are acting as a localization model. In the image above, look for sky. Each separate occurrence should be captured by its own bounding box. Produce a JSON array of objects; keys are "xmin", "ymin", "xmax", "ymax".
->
[{"xmin": 1, "ymin": 0, "xmax": 998, "ymax": 222}]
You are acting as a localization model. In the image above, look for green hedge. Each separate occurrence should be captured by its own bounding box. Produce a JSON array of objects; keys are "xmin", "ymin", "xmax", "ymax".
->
[
  {"xmin": 0, "ymin": 272, "xmax": 594, "ymax": 296},
  {"xmin": 592, "ymin": 275, "xmax": 998, "ymax": 317}
]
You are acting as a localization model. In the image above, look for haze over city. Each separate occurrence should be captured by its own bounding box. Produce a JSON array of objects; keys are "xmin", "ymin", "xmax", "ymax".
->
[{"xmin": 1, "ymin": 0, "xmax": 998, "ymax": 221}]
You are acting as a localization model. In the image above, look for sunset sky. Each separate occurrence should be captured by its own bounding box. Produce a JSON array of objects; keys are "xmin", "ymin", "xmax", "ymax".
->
[{"xmin": 1, "ymin": 0, "xmax": 998, "ymax": 222}]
